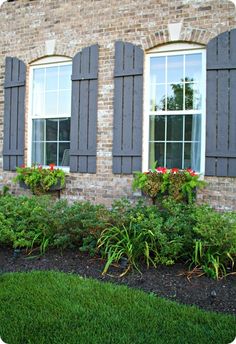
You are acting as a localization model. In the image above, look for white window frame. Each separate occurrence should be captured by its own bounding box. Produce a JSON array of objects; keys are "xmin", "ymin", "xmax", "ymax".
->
[
  {"xmin": 28, "ymin": 56, "xmax": 72, "ymax": 171},
  {"xmin": 143, "ymin": 44, "xmax": 206, "ymax": 174}
]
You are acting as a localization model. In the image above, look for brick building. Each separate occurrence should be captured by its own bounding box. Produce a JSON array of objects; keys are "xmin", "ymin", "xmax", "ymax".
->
[{"xmin": 0, "ymin": 0, "xmax": 236, "ymax": 210}]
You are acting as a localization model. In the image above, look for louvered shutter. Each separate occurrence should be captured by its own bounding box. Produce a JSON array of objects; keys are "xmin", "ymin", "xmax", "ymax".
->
[
  {"xmin": 206, "ymin": 29, "xmax": 236, "ymax": 176},
  {"xmin": 113, "ymin": 41, "xmax": 144, "ymax": 174},
  {"xmin": 70, "ymin": 45, "xmax": 99, "ymax": 173},
  {"xmin": 3, "ymin": 57, "xmax": 26, "ymax": 171}
]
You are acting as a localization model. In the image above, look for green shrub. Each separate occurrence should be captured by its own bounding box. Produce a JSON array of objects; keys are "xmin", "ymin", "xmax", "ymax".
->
[
  {"xmin": 0, "ymin": 195, "xmax": 58, "ymax": 252},
  {"xmin": 191, "ymin": 206, "xmax": 236, "ymax": 279},
  {"xmin": 98, "ymin": 201, "xmax": 183, "ymax": 274},
  {"xmin": 52, "ymin": 201, "xmax": 110, "ymax": 254},
  {"xmin": 0, "ymin": 194, "xmax": 235, "ymax": 280}
]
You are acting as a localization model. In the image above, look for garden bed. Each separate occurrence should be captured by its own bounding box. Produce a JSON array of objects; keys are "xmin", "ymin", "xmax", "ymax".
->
[{"xmin": 0, "ymin": 247, "xmax": 235, "ymax": 316}]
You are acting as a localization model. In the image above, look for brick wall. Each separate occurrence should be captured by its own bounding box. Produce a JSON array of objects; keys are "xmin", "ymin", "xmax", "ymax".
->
[{"xmin": 0, "ymin": 0, "xmax": 236, "ymax": 209}]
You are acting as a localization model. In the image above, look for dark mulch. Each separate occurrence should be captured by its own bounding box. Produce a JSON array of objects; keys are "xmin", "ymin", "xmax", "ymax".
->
[{"xmin": 0, "ymin": 247, "xmax": 235, "ymax": 316}]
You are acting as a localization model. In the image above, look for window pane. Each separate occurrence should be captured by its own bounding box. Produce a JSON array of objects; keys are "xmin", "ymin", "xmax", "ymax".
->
[
  {"xmin": 59, "ymin": 143, "xmax": 70, "ymax": 166},
  {"xmin": 33, "ymin": 68, "xmax": 44, "ymax": 93},
  {"xmin": 149, "ymin": 115, "xmax": 165, "ymax": 141},
  {"xmin": 167, "ymin": 84, "xmax": 183, "ymax": 110},
  {"xmin": 45, "ymin": 91, "xmax": 58, "ymax": 116},
  {"xmin": 150, "ymin": 84, "xmax": 165, "ymax": 111},
  {"xmin": 32, "ymin": 92, "xmax": 44, "ymax": 117},
  {"xmin": 58, "ymin": 90, "xmax": 71, "ymax": 115},
  {"xmin": 149, "ymin": 142, "xmax": 165, "ymax": 167},
  {"xmin": 185, "ymin": 54, "xmax": 202, "ymax": 83},
  {"xmin": 185, "ymin": 115, "xmax": 201, "ymax": 142},
  {"xmin": 32, "ymin": 142, "xmax": 44, "ymax": 165},
  {"xmin": 45, "ymin": 66, "xmax": 58, "ymax": 91},
  {"xmin": 46, "ymin": 119, "xmax": 58, "ymax": 141},
  {"xmin": 184, "ymin": 142, "xmax": 201, "ymax": 172},
  {"xmin": 32, "ymin": 119, "xmax": 45, "ymax": 141},
  {"xmin": 185, "ymin": 83, "xmax": 201, "ymax": 110},
  {"xmin": 166, "ymin": 143, "xmax": 182, "ymax": 168},
  {"xmin": 59, "ymin": 65, "xmax": 72, "ymax": 90},
  {"xmin": 150, "ymin": 57, "xmax": 165, "ymax": 84},
  {"xmin": 46, "ymin": 142, "xmax": 57, "ymax": 165},
  {"xmin": 167, "ymin": 116, "xmax": 183, "ymax": 141},
  {"xmin": 59, "ymin": 118, "xmax": 70, "ymax": 141},
  {"xmin": 167, "ymin": 55, "xmax": 183, "ymax": 83}
]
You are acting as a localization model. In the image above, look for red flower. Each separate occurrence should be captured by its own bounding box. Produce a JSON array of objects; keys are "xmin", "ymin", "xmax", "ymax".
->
[
  {"xmin": 20, "ymin": 164, "xmax": 26, "ymax": 168},
  {"xmin": 49, "ymin": 163, "xmax": 55, "ymax": 171},
  {"xmin": 156, "ymin": 167, "xmax": 167, "ymax": 174},
  {"xmin": 171, "ymin": 168, "xmax": 179, "ymax": 174},
  {"xmin": 186, "ymin": 168, "xmax": 197, "ymax": 176}
]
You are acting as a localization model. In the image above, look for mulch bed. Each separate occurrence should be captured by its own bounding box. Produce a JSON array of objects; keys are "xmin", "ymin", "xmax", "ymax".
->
[{"xmin": 0, "ymin": 247, "xmax": 235, "ymax": 316}]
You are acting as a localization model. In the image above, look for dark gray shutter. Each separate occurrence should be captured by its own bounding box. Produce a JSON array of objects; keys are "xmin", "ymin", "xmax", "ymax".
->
[
  {"xmin": 206, "ymin": 29, "xmax": 236, "ymax": 177},
  {"xmin": 70, "ymin": 44, "xmax": 99, "ymax": 173},
  {"xmin": 113, "ymin": 41, "xmax": 143, "ymax": 174},
  {"xmin": 3, "ymin": 57, "xmax": 26, "ymax": 171}
]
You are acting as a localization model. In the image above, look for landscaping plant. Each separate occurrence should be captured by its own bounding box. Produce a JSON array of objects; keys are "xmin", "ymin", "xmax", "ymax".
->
[
  {"xmin": 132, "ymin": 164, "xmax": 206, "ymax": 205},
  {"xmin": 98, "ymin": 200, "xmax": 184, "ymax": 275},
  {"xmin": 0, "ymin": 194, "xmax": 235, "ymax": 279},
  {"xmin": 14, "ymin": 163, "xmax": 66, "ymax": 195},
  {"xmin": 191, "ymin": 206, "xmax": 236, "ymax": 279}
]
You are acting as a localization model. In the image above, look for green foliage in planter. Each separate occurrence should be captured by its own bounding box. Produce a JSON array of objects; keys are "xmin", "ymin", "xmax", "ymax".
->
[
  {"xmin": 132, "ymin": 164, "xmax": 206, "ymax": 204},
  {"xmin": 14, "ymin": 164, "xmax": 66, "ymax": 195}
]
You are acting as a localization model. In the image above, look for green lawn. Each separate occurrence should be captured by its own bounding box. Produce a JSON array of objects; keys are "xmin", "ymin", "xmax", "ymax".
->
[{"xmin": 0, "ymin": 271, "xmax": 235, "ymax": 344}]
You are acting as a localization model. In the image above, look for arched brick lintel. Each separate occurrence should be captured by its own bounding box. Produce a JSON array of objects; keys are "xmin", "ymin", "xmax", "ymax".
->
[
  {"xmin": 141, "ymin": 27, "xmax": 218, "ymax": 51},
  {"xmin": 24, "ymin": 43, "xmax": 77, "ymax": 65}
]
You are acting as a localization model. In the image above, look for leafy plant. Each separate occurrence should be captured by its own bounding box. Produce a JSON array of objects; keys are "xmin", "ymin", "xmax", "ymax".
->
[
  {"xmin": 191, "ymin": 206, "xmax": 236, "ymax": 279},
  {"xmin": 14, "ymin": 164, "xmax": 66, "ymax": 195},
  {"xmin": 98, "ymin": 207, "xmax": 182, "ymax": 275},
  {"xmin": 52, "ymin": 201, "xmax": 110, "ymax": 250},
  {"xmin": 132, "ymin": 164, "xmax": 206, "ymax": 205}
]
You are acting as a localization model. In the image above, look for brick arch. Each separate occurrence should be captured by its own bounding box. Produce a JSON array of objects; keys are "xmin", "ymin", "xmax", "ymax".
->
[
  {"xmin": 24, "ymin": 42, "xmax": 100, "ymax": 65},
  {"xmin": 24, "ymin": 43, "xmax": 78, "ymax": 65},
  {"xmin": 141, "ymin": 27, "xmax": 217, "ymax": 51}
]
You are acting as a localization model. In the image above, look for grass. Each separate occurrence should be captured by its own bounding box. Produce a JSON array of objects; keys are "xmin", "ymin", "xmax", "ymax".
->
[{"xmin": 0, "ymin": 271, "xmax": 235, "ymax": 344}]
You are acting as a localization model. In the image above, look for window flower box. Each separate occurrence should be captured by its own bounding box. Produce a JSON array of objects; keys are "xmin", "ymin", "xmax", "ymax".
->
[
  {"xmin": 132, "ymin": 165, "xmax": 206, "ymax": 205},
  {"xmin": 15, "ymin": 164, "xmax": 66, "ymax": 195}
]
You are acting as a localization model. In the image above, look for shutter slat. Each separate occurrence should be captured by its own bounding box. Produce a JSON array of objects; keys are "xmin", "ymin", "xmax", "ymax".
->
[
  {"xmin": 70, "ymin": 45, "xmax": 98, "ymax": 173},
  {"xmin": 88, "ymin": 80, "xmax": 98, "ymax": 151},
  {"xmin": 206, "ymin": 70, "xmax": 217, "ymax": 175},
  {"xmin": 217, "ymin": 70, "xmax": 228, "ymax": 176},
  {"xmin": 113, "ymin": 77, "xmax": 123, "ymax": 156},
  {"xmin": 113, "ymin": 41, "xmax": 143, "ymax": 174},
  {"xmin": 122, "ymin": 157, "xmax": 132, "ymax": 174},
  {"xmin": 123, "ymin": 76, "xmax": 133, "ymax": 153},
  {"xmin": 132, "ymin": 73, "xmax": 143, "ymax": 171},
  {"xmin": 229, "ymin": 69, "xmax": 236, "ymax": 176},
  {"xmin": 114, "ymin": 41, "xmax": 124, "ymax": 75},
  {"xmin": 206, "ymin": 29, "xmax": 236, "ymax": 177},
  {"xmin": 78, "ymin": 80, "xmax": 89, "ymax": 153},
  {"xmin": 3, "ymin": 57, "xmax": 26, "ymax": 171}
]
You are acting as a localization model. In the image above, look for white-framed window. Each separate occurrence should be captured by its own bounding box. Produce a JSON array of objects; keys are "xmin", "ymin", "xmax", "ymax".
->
[
  {"xmin": 28, "ymin": 56, "xmax": 72, "ymax": 168},
  {"xmin": 143, "ymin": 43, "xmax": 206, "ymax": 173}
]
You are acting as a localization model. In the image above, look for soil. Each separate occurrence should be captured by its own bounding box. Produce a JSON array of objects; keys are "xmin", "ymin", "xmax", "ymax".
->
[{"xmin": 0, "ymin": 247, "xmax": 235, "ymax": 316}]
